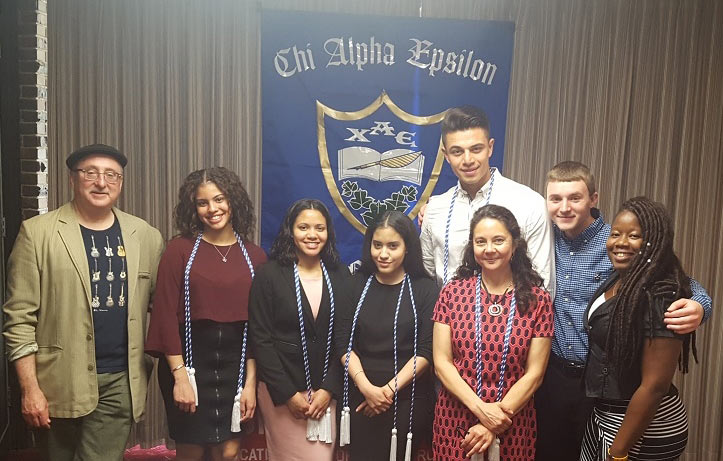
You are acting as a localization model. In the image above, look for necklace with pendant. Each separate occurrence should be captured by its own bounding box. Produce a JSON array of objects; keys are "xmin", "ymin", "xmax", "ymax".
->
[
  {"xmin": 479, "ymin": 276, "xmax": 513, "ymax": 317},
  {"xmin": 212, "ymin": 243, "xmax": 233, "ymax": 263}
]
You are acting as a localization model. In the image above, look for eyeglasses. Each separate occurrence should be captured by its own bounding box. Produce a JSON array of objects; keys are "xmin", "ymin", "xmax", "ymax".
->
[{"xmin": 74, "ymin": 168, "xmax": 124, "ymax": 184}]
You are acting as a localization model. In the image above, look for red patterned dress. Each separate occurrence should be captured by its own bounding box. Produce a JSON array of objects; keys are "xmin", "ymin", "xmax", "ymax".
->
[{"xmin": 432, "ymin": 278, "xmax": 553, "ymax": 461}]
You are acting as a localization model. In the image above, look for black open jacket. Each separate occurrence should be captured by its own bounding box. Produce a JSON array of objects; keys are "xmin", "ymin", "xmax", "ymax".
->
[{"xmin": 249, "ymin": 260, "xmax": 350, "ymax": 405}]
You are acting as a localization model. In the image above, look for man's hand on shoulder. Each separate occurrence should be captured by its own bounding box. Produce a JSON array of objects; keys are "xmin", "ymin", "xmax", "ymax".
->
[{"xmin": 664, "ymin": 298, "xmax": 704, "ymax": 335}]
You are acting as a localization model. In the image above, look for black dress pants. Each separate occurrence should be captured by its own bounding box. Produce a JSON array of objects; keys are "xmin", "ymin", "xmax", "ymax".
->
[{"xmin": 534, "ymin": 354, "xmax": 594, "ymax": 461}]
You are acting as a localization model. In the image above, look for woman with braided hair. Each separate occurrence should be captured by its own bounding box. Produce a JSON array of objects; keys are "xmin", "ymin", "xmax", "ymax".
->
[{"xmin": 581, "ymin": 196, "xmax": 695, "ymax": 461}]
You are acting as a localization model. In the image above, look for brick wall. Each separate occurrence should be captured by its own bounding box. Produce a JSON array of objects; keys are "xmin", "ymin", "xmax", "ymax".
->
[{"xmin": 17, "ymin": 0, "xmax": 48, "ymax": 218}]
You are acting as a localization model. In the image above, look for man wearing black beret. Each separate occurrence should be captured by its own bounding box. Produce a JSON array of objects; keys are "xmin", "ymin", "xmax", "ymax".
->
[{"xmin": 3, "ymin": 144, "xmax": 164, "ymax": 461}]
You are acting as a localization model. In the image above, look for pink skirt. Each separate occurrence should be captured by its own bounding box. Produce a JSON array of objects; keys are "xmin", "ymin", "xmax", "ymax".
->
[{"xmin": 257, "ymin": 381, "xmax": 337, "ymax": 461}]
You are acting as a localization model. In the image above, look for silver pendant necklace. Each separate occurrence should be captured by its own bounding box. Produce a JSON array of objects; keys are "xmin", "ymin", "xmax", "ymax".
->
[
  {"xmin": 479, "ymin": 277, "xmax": 512, "ymax": 317},
  {"xmin": 212, "ymin": 243, "xmax": 233, "ymax": 262}
]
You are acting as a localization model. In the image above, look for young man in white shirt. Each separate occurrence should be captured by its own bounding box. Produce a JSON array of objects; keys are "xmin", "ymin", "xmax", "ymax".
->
[{"xmin": 420, "ymin": 105, "xmax": 555, "ymax": 292}]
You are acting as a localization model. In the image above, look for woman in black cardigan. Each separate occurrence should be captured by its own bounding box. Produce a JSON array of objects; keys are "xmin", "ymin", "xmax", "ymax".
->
[{"xmin": 249, "ymin": 199, "xmax": 347, "ymax": 460}]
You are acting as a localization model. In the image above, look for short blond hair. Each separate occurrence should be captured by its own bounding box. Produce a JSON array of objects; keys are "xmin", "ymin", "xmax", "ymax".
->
[{"xmin": 546, "ymin": 161, "xmax": 596, "ymax": 195}]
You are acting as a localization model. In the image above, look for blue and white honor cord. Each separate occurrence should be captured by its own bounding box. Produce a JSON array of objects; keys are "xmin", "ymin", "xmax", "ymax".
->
[
  {"xmin": 474, "ymin": 272, "xmax": 516, "ymax": 461},
  {"xmin": 182, "ymin": 232, "xmax": 255, "ymax": 432},
  {"xmin": 442, "ymin": 168, "xmax": 496, "ymax": 285},
  {"xmin": 340, "ymin": 275, "xmax": 419, "ymax": 461},
  {"xmin": 293, "ymin": 262, "xmax": 336, "ymax": 444}
]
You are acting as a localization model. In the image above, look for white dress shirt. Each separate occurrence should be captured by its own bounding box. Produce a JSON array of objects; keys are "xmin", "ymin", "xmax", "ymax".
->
[{"xmin": 420, "ymin": 169, "xmax": 555, "ymax": 296}]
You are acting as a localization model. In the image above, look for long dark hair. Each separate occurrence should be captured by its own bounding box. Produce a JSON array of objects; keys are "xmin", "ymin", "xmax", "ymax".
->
[
  {"xmin": 174, "ymin": 167, "xmax": 255, "ymax": 240},
  {"xmin": 606, "ymin": 196, "xmax": 694, "ymax": 375},
  {"xmin": 455, "ymin": 205, "xmax": 543, "ymax": 315},
  {"xmin": 269, "ymin": 199, "xmax": 341, "ymax": 268},
  {"xmin": 358, "ymin": 210, "xmax": 431, "ymax": 279}
]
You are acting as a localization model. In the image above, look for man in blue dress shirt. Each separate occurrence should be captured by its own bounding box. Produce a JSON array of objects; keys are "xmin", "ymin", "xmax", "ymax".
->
[{"xmin": 534, "ymin": 161, "xmax": 712, "ymax": 461}]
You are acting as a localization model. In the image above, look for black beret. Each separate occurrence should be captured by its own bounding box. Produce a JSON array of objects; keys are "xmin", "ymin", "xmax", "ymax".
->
[{"xmin": 66, "ymin": 144, "xmax": 127, "ymax": 169}]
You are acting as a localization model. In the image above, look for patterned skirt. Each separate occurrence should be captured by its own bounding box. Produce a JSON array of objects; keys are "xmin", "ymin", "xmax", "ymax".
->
[{"xmin": 580, "ymin": 390, "xmax": 688, "ymax": 461}]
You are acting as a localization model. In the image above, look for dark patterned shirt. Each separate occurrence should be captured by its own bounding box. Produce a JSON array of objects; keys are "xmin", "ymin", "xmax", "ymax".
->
[{"xmin": 80, "ymin": 219, "xmax": 128, "ymax": 373}]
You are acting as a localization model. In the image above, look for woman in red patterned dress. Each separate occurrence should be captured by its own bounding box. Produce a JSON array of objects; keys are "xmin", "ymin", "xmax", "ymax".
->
[{"xmin": 432, "ymin": 204, "xmax": 554, "ymax": 461}]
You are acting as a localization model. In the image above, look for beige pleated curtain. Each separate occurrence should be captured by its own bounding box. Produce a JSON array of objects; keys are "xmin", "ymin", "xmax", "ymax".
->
[{"xmin": 47, "ymin": 0, "xmax": 723, "ymax": 459}]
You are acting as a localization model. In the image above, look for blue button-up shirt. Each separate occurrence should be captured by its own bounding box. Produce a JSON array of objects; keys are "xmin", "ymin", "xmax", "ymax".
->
[
  {"xmin": 551, "ymin": 209, "xmax": 712, "ymax": 363},
  {"xmin": 552, "ymin": 212, "xmax": 612, "ymax": 362}
]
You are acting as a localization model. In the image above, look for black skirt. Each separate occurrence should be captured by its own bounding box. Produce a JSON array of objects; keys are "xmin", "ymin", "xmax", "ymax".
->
[
  {"xmin": 347, "ymin": 370, "xmax": 434, "ymax": 461},
  {"xmin": 158, "ymin": 320, "xmax": 246, "ymax": 445}
]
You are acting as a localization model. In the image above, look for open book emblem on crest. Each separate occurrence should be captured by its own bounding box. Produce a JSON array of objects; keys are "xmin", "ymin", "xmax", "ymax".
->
[{"xmin": 317, "ymin": 92, "xmax": 447, "ymax": 233}]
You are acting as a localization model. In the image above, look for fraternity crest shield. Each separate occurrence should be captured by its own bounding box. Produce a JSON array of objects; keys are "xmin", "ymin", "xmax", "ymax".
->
[{"xmin": 317, "ymin": 92, "xmax": 446, "ymax": 233}]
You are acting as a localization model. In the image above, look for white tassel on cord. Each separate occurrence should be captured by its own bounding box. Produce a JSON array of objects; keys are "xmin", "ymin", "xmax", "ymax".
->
[
  {"xmin": 306, "ymin": 416, "xmax": 319, "ymax": 441},
  {"xmin": 403, "ymin": 432, "xmax": 413, "ymax": 461},
  {"xmin": 470, "ymin": 453, "xmax": 484, "ymax": 461},
  {"xmin": 230, "ymin": 391, "xmax": 242, "ymax": 433},
  {"xmin": 186, "ymin": 367, "xmax": 199, "ymax": 406},
  {"xmin": 486, "ymin": 436, "xmax": 501, "ymax": 461},
  {"xmin": 321, "ymin": 407, "xmax": 333, "ymax": 443},
  {"xmin": 389, "ymin": 428, "xmax": 397, "ymax": 461},
  {"xmin": 339, "ymin": 406, "xmax": 350, "ymax": 446}
]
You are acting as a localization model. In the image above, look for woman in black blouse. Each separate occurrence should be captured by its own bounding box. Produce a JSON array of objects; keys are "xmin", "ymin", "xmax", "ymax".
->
[
  {"xmin": 580, "ymin": 197, "xmax": 695, "ymax": 461},
  {"xmin": 248, "ymin": 199, "xmax": 347, "ymax": 460},
  {"xmin": 336, "ymin": 210, "xmax": 437, "ymax": 461}
]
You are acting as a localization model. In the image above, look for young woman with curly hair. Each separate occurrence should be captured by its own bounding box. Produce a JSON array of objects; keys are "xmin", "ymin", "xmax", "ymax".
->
[
  {"xmin": 146, "ymin": 167, "xmax": 266, "ymax": 461},
  {"xmin": 432, "ymin": 204, "xmax": 553, "ymax": 461},
  {"xmin": 580, "ymin": 197, "xmax": 695, "ymax": 461},
  {"xmin": 249, "ymin": 199, "xmax": 348, "ymax": 460}
]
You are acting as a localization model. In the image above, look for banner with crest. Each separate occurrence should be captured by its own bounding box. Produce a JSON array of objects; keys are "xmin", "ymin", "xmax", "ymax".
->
[{"xmin": 261, "ymin": 9, "xmax": 515, "ymax": 263}]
